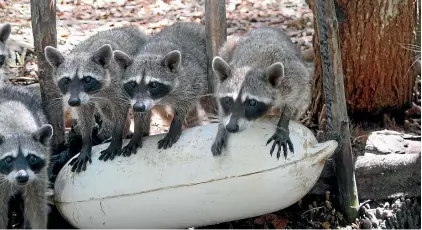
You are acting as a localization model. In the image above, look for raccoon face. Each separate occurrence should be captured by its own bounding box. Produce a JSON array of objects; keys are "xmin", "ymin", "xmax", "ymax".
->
[
  {"xmin": 0, "ymin": 124, "xmax": 53, "ymax": 186},
  {"xmin": 114, "ymin": 50, "xmax": 180, "ymax": 112},
  {"xmin": 0, "ymin": 23, "xmax": 11, "ymax": 68},
  {"xmin": 44, "ymin": 44, "xmax": 113, "ymax": 107},
  {"xmin": 212, "ymin": 57, "xmax": 285, "ymax": 133}
]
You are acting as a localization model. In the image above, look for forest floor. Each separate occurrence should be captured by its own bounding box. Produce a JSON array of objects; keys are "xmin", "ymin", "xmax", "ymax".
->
[{"xmin": 1, "ymin": 0, "xmax": 421, "ymax": 229}]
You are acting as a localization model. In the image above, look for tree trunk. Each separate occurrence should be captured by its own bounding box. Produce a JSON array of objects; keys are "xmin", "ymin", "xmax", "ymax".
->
[
  {"xmin": 308, "ymin": 0, "xmax": 416, "ymax": 123},
  {"xmin": 31, "ymin": 0, "xmax": 66, "ymax": 154}
]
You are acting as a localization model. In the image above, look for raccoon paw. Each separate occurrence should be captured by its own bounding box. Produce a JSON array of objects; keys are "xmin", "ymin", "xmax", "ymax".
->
[
  {"xmin": 69, "ymin": 152, "xmax": 92, "ymax": 173},
  {"xmin": 211, "ymin": 138, "xmax": 226, "ymax": 156},
  {"xmin": 157, "ymin": 132, "xmax": 181, "ymax": 149},
  {"xmin": 122, "ymin": 141, "xmax": 142, "ymax": 157},
  {"xmin": 98, "ymin": 144, "xmax": 122, "ymax": 162},
  {"xmin": 266, "ymin": 130, "xmax": 294, "ymax": 160}
]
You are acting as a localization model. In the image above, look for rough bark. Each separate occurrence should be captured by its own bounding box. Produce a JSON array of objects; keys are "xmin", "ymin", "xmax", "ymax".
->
[
  {"xmin": 309, "ymin": 0, "xmax": 416, "ymax": 122},
  {"xmin": 313, "ymin": 0, "xmax": 359, "ymax": 222},
  {"xmin": 31, "ymin": 0, "xmax": 65, "ymax": 154}
]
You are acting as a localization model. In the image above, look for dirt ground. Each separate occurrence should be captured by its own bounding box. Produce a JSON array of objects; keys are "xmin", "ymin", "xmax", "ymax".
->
[{"xmin": 1, "ymin": 0, "xmax": 420, "ymax": 229}]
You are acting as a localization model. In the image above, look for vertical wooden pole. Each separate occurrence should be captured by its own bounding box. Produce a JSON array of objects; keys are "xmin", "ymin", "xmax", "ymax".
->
[
  {"xmin": 202, "ymin": 0, "xmax": 227, "ymax": 114},
  {"xmin": 31, "ymin": 0, "xmax": 66, "ymax": 154},
  {"xmin": 205, "ymin": 0, "xmax": 227, "ymax": 92},
  {"xmin": 314, "ymin": 0, "xmax": 359, "ymax": 222}
]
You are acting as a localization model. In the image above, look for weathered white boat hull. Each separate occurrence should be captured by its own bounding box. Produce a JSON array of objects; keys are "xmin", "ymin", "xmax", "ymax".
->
[{"xmin": 54, "ymin": 118, "xmax": 337, "ymax": 228}]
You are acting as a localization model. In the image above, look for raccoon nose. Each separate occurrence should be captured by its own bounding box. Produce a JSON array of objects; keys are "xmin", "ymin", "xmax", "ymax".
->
[
  {"xmin": 133, "ymin": 103, "xmax": 146, "ymax": 112},
  {"xmin": 0, "ymin": 55, "xmax": 5, "ymax": 67},
  {"xmin": 226, "ymin": 123, "xmax": 239, "ymax": 133},
  {"xmin": 16, "ymin": 171, "xmax": 29, "ymax": 184},
  {"xmin": 68, "ymin": 97, "xmax": 81, "ymax": 106}
]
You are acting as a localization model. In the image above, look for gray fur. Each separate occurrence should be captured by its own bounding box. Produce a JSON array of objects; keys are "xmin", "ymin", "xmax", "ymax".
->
[
  {"xmin": 0, "ymin": 84, "xmax": 52, "ymax": 229},
  {"xmin": 44, "ymin": 26, "xmax": 148, "ymax": 172},
  {"xmin": 114, "ymin": 22, "xmax": 208, "ymax": 153},
  {"xmin": 211, "ymin": 27, "xmax": 312, "ymax": 158}
]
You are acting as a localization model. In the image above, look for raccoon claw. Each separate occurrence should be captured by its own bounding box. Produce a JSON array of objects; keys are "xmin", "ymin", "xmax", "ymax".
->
[
  {"xmin": 157, "ymin": 132, "xmax": 181, "ymax": 149},
  {"xmin": 211, "ymin": 138, "xmax": 226, "ymax": 156},
  {"xmin": 266, "ymin": 130, "xmax": 294, "ymax": 160},
  {"xmin": 98, "ymin": 144, "xmax": 122, "ymax": 162},
  {"xmin": 122, "ymin": 141, "xmax": 142, "ymax": 157},
  {"xmin": 69, "ymin": 154, "xmax": 92, "ymax": 173}
]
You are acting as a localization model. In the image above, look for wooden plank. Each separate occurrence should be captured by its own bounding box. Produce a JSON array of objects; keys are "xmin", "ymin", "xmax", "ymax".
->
[
  {"xmin": 30, "ymin": 0, "xmax": 66, "ymax": 154},
  {"xmin": 314, "ymin": 0, "xmax": 359, "ymax": 221}
]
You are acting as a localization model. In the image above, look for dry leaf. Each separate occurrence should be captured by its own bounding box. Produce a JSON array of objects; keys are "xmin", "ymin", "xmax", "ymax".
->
[
  {"xmin": 263, "ymin": 213, "xmax": 277, "ymax": 222},
  {"xmin": 253, "ymin": 216, "xmax": 265, "ymax": 225},
  {"xmin": 322, "ymin": 221, "xmax": 331, "ymax": 229},
  {"xmin": 272, "ymin": 218, "xmax": 288, "ymax": 229}
]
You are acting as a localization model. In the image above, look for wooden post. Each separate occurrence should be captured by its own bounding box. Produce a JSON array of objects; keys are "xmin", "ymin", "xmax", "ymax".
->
[
  {"xmin": 205, "ymin": 0, "xmax": 227, "ymax": 92},
  {"xmin": 31, "ymin": 0, "xmax": 66, "ymax": 154},
  {"xmin": 202, "ymin": 0, "xmax": 227, "ymax": 114},
  {"xmin": 314, "ymin": 0, "xmax": 359, "ymax": 222}
]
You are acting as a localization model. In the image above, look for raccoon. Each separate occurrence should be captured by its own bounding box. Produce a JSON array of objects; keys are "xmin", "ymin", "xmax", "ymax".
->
[
  {"xmin": 0, "ymin": 23, "xmax": 10, "ymax": 69},
  {"xmin": 44, "ymin": 26, "xmax": 148, "ymax": 173},
  {"xmin": 211, "ymin": 27, "xmax": 312, "ymax": 159},
  {"xmin": 113, "ymin": 22, "xmax": 208, "ymax": 155},
  {"xmin": 0, "ymin": 84, "xmax": 53, "ymax": 229}
]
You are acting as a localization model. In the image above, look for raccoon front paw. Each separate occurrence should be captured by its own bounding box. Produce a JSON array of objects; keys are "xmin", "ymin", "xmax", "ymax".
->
[
  {"xmin": 69, "ymin": 151, "xmax": 92, "ymax": 173},
  {"xmin": 266, "ymin": 128, "xmax": 294, "ymax": 160},
  {"xmin": 211, "ymin": 138, "xmax": 226, "ymax": 156},
  {"xmin": 157, "ymin": 132, "xmax": 181, "ymax": 149},
  {"xmin": 122, "ymin": 141, "xmax": 142, "ymax": 157},
  {"xmin": 98, "ymin": 144, "xmax": 122, "ymax": 162}
]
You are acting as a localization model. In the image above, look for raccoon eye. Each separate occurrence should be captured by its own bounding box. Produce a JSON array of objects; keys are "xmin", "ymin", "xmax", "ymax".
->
[
  {"xmin": 223, "ymin": 97, "xmax": 232, "ymax": 105},
  {"xmin": 129, "ymin": 81, "xmax": 137, "ymax": 88},
  {"xmin": 3, "ymin": 156, "xmax": 13, "ymax": 164},
  {"xmin": 248, "ymin": 99, "xmax": 257, "ymax": 107},
  {"xmin": 84, "ymin": 76, "xmax": 93, "ymax": 84},
  {"xmin": 150, "ymin": 82, "xmax": 159, "ymax": 89},
  {"xmin": 62, "ymin": 77, "xmax": 70, "ymax": 85},
  {"xmin": 59, "ymin": 77, "xmax": 70, "ymax": 86},
  {"xmin": 28, "ymin": 155, "xmax": 38, "ymax": 164}
]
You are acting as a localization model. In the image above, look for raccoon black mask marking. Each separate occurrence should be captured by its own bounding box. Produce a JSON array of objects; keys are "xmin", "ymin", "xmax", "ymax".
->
[
  {"xmin": 116, "ymin": 49, "xmax": 180, "ymax": 113},
  {"xmin": 0, "ymin": 150, "xmax": 46, "ymax": 184},
  {"xmin": 58, "ymin": 74, "xmax": 102, "ymax": 106},
  {"xmin": 219, "ymin": 96, "xmax": 270, "ymax": 121},
  {"xmin": 123, "ymin": 79, "xmax": 172, "ymax": 112}
]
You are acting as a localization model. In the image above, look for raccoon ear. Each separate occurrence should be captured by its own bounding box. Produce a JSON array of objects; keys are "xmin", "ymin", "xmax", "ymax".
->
[
  {"xmin": 113, "ymin": 50, "xmax": 133, "ymax": 69},
  {"xmin": 32, "ymin": 124, "xmax": 54, "ymax": 146},
  {"xmin": 44, "ymin": 46, "xmax": 65, "ymax": 68},
  {"xmin": 212, "ymin": 56, "xmax": 232, "ymax": 82},
  {"xmin": 0, "ymin": 134, "xmax": 4, "ymax": 145},
  {"xmin": 0, "ymin": 23, "xmax": 11, "ymax": 43},
  {"xmin": 161, "ymin": 50, "xmax": 181, "ymax": 72},
  {"xmin": 92, "ymin": 44, "xmax": 113, "ymax": 68},
  {"xmin": 265, "ymin": 62, "xmax": 285, "ymax": 87}
]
